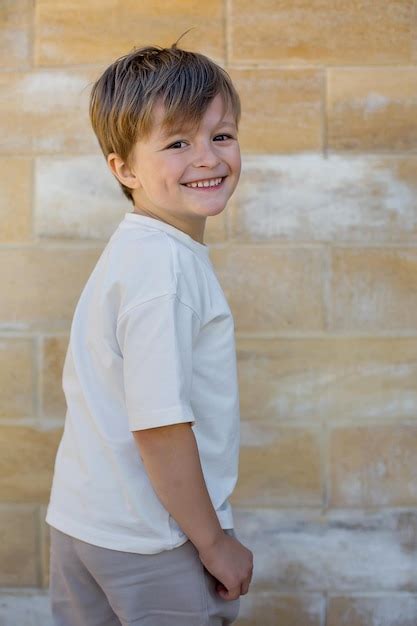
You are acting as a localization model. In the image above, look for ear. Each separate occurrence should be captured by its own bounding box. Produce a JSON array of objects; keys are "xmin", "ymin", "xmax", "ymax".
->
[{"xmin": 107, "ymin": 152, "xmax": 141, "ymax": 190}]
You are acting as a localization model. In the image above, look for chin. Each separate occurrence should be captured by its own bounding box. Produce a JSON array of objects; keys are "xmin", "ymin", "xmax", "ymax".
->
[{"xmin": 201, "ymin": 204, "xmax": 227, "ymax": 217}]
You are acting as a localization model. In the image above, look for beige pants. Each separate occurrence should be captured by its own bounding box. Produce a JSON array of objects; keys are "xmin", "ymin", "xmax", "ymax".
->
[{"xmin": 49, "ymin": 526, "xmax": 240, "ymax": 626}]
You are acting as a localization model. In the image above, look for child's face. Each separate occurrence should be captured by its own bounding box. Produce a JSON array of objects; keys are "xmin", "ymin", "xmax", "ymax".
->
[{"xmin": 125, "ymin": 93, "xmax": 241, "ymax": 233}]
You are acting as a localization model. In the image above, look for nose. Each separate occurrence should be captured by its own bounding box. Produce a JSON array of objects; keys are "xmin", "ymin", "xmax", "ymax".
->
[{"xmin": 191, "ymin": 140, "xmax": 221, "ymax": 169}]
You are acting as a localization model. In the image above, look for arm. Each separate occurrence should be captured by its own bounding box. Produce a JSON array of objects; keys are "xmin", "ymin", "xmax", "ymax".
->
[{"xmin": 132, "ymin": 422, "xmax": 224, "ymax": 553}]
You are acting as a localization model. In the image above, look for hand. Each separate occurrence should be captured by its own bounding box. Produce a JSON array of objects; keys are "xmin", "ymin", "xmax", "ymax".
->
[{"xmin": 197, "ymin": 532, "xmax": 254, "ymax": 601}]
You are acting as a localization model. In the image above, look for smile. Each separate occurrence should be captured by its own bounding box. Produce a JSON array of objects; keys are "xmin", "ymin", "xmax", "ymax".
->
[{"xmin": 181, "ymin": 176, "xmax": 226, "ymax": 191}]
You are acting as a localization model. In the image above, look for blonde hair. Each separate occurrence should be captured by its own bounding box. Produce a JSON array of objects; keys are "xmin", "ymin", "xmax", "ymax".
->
[{"xmin": 89, "ymin": 31, "xmax": 241, "ymax": 205}]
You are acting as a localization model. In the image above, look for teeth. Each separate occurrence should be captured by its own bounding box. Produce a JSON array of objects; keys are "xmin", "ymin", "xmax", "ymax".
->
[{"xmin": 185, "ymin": 177, "xmax": 223, "ymax": 188}]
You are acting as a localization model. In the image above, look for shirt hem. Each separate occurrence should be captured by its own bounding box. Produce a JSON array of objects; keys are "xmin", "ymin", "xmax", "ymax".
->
[
  {"xmin": 46, "ymin": 509, "xmax": 187, "ymax": 554},
  {"xmin": 45, "ymin": 507, "xmax": 234, "ymax": 555}
]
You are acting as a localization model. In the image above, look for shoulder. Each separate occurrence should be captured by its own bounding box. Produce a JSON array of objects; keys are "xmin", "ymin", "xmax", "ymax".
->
[
  {"xmin": 108, "ymin": 231, "xmax": 176, "ymax": 315},
  {"xmin": 110, "ymin": 229, "xmax": 173, "ymax": 271},
  {"xmin": 108, "ymin": 230, "xmax": 205, "ymax": 320}
]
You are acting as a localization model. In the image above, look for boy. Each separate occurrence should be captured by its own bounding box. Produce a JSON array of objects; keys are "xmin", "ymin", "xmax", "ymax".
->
[{"xmin": 46, "ymin": 36, "xmax": 253, "ymax": 626}]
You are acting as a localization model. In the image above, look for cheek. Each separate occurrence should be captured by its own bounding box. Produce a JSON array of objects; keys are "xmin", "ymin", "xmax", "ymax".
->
[
  {"xmin": 226, "ymin": 141, "xmax": 240, "ymax": 164},
  {"xmin": 146, "ymin": 167, "xmax": 176, "ymax": 196},
  {"xmin": 159, "ymin": 162, "xmax": 184, "ymax": 187},
  {"xmin": 232, "ymin": 149, "xmax": 242, "ymax": 176}
]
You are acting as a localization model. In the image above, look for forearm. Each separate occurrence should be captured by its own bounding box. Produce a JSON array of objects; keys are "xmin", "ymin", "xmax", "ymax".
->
[{"xmin": 132, "ymin": 422, "xmax": 224, "ymax": 553}]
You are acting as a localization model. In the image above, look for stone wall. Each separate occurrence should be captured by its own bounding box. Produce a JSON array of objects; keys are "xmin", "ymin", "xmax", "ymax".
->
[{"xmin": 1, "ymin": 1, "xmax": 417, "ymax": 624}]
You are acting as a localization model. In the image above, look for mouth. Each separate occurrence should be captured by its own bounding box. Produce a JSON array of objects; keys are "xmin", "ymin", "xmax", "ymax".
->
[{"xmin": 181, "ymin": 176, "xmax": 227, "ymax": 191}]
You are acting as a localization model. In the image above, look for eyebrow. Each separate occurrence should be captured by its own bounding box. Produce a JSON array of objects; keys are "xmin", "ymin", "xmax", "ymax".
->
[{"xmin": 160, "ymin": 120, "xmax": 237, "ymax": 141}]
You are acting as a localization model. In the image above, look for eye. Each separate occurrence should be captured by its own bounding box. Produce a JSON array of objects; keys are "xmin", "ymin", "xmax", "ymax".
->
[
  {"xmin": 168, "ymin": 140, "xmax": 187, "ymax": 149},
  {"xmin": 167, "ymin": 134, "xmax": 234, "ymax": 150},
  {"xmin": 214, "ymin": 134, "xmax": 234, "ymax": 141}
]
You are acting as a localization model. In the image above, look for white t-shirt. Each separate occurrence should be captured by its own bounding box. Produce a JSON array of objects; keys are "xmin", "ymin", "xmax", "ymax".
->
[{"xmin": 45, "ymin": 212, "xmax": 240, "ymax": 554}]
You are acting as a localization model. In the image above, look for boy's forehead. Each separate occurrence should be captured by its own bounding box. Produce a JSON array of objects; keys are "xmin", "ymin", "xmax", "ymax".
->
[
  {"xmin": 148, "ymin": 102, "xmax": 197, "ymax": 140},
  {"xmin": 151, "ymin": 102, "xmax": 194, "ymax": 138},
  {"xmin": 149, "ymin": 96, "xmax": 234, "ymax": 141}
]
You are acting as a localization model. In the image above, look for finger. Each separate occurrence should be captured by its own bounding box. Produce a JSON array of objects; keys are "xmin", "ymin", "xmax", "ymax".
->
[
  {"xmin": 218, "ymin": 586, "xmax": 240, "ymax": 601},
  {"xmin": 228, "ymin": 587, "xmax": 241, "ymax": 601},
  {"xmin": 239, "ymin": 582, "xmax": 247, "ymax": 595}
]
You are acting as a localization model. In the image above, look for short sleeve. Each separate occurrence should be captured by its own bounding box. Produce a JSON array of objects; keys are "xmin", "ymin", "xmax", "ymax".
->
[{"xmin": 116, "ymin": 293, "xmax": 200, "ymax": 431}]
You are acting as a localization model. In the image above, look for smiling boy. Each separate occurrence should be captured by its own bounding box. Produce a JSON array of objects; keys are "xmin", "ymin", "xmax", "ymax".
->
[
  {"xmin": 114, "ymin": 92, "xmax": 241, "ymax": 246},
  {"xmin": 46, "ymin": 38, "xmax": 253, "ymax": 626}
]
